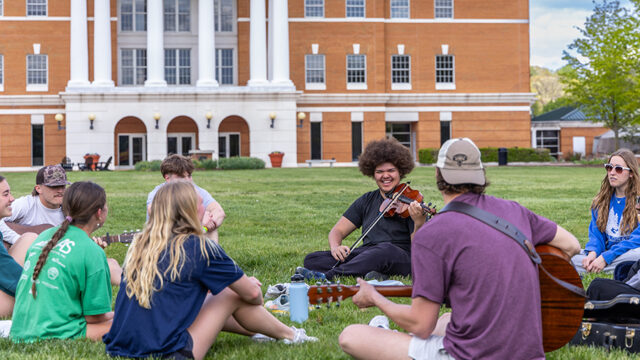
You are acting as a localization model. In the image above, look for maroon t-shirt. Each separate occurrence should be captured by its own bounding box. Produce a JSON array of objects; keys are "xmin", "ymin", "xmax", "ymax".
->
[{"xmin": 412, "ymin": 192, "xmax": 557, "ymax": 360}]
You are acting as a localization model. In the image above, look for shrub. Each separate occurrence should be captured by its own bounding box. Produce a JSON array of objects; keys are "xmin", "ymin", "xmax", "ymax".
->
[
  {"xmin": 218, "ymin": 157, "xmax": 265, "ymax": 170},
  {"xmin": 134, "ymin": 160, "xmax": 162, "ymax": 171},
  {"xmin": 417, "ymin": 146, "xmax": 554, "ymax": 164},
  {"xmin": 418, "ymin": 148, "xmax": 439, "ymax": 164},
  {"xmin": 194, "ymin": 159, "xmax": 217, "ymax": 170}
]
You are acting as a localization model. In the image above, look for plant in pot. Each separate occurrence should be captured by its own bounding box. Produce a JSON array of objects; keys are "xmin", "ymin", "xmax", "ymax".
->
[{"xmin": 268, "ymin": 151, "xmax": 284, "ymax": 168}]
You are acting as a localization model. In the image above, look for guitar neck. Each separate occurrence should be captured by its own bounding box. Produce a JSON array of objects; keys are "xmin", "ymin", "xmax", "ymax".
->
[
  {"xmin": 102, "ymin": 231, "xmax": 137, "ymax": 245},
  {"xmin": 370, "ymin": 286, "xmax": 413, "ymax": 298},
  {"xmin": 308, "ymin": 284, "xmax": 412, "ymax": 306}
]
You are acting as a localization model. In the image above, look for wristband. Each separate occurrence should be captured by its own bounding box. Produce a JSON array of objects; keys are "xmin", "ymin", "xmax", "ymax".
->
[{"xmin": 203, "ymin": 226, "xmax": 208, "ymax": 233}]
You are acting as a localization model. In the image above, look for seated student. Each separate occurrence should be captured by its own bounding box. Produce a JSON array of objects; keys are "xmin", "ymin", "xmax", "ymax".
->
[
  {"xmin": 10, "ymin": 182, "xmax": 114, "ymax": 342},
  {"xmin": 104, "ymin": 181, "xmax": 316, "ymax": 360},
  {"xmin": 147, "ymin": 154, "xmax": 225, "ymax": 243},
  {"xmin": 0, "ymin": 175, "xmax": 38, "ymax": 317},
  {"xmin": 572, "ymin": 149, "xmax": 640, "ymax": 273},
  {"xmin": 587, "ymin": 260, "xmax": 640, "ymax": 300},
  {"xmin": 301, "ymin": 138, "xmax": 429, "ymax": 281},
  {"xmin": 338, "ymin": 138, "xmax": 580, "ymax": 360}
]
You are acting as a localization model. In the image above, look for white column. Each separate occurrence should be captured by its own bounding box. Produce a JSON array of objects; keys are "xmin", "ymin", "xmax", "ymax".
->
[
  {"xmin": 197, "ymin": 0, "xmax": 218, "ymax": 86},
  {"xmin": 145, "ymin": 0, "xmax": 167, "ymax": 87},
  {"xmin": 271, "ymin": 0, "xmax": 293, "ymax": 86},
  {"xmin": 267, "ymin": 0, "xmax": 274, "ymax": 81},
  {"xmin": 248, "ymin": 0, "xmax": 268, "ymax": 86},
  {"xmin": 67, "ymin": 0, "xmax": 90, "ymax": 87},
  {"xmin": 93, "ymin": 0, "xmax": 114, "ymax": 87}
]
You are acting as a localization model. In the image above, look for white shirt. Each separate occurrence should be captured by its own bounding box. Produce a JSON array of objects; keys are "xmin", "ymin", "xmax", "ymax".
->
[{"xmin": 0, "ymin": 195, "xmax": 64, "ymax": 244}]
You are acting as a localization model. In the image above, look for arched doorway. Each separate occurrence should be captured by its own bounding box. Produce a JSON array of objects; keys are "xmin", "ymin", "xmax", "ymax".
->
[
  {"xmin": 114, "ymin": 117, "xmax": 147, "ymax": 167},
  {"xmin": 167, "ymin": 116, "xmax": 198, "ymax": 156},
  {"xmin": 218, "ymin": 116, "xmax": 250, "ymax": 158}
]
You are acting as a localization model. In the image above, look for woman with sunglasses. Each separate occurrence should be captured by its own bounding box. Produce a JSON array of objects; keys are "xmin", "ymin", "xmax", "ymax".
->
[{"xmin": 572, "ymin": 148, "xmax": 640, "ymax": 273}]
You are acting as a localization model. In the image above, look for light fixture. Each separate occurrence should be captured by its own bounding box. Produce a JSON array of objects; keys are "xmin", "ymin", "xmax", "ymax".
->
[
  {"xmin": 297, "ymin": 112, "xmax": 306, "ymax": 128},
  {"xmin": 55, "ymin": 113, "xmax": 65, "ymax": 130},
  {"xmin": 205, "ymin": 111, "xmax": 213, "ymax": 129},
  {"xmin": 269, "ymin": 112, "xmax": 276, "ymax": 128},
  {"xmin": 88, "ymin": 113, "xmax": 96, "ymax": 130},
  {"xmin": 153, "ymin": 112, "xmax": 161, "ymax": 129}
]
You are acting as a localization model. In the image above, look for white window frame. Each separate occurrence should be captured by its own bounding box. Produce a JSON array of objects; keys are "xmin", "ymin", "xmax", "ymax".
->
[
  {"xmin": 435, "ymin": 54, "xmax": 455, "ymax": 90},
  {"xmin": 165, "ymin": 48, "xmax": 191, "ymax": 85},
  {"xmin": 305, "ymin": 54, "xmax": 326, "ymax": 90},
  {"xmin": 0, "ymin": 55, "xmax": 4, "ymax": 92},
  {"xmin": 434, "ymin": 0, "xmax": 453, "ymax": 19},
  {"xmin": 534, "ymin": 128, "xmax": 560, "ymax": 157},
  {"xmin": 218, "ymin": 132, "xmax": 241, "ymax": 158},
  {"xmin": 346, "ymin": 54, "xmax": 367, "ymax": 90},
  {"xmin": 120, "ymin": 48, "xmax": 147, "ymax": 86},
  {"xmin": 167, "ymin": 132, "xmax": 196, "ymax": 156},
  {"xmin": 386, "ymin": 122, "xmax": 413, "ymax": 150},
  {"xmin": 164, "ymin": 0, "xmax": 191, "ymax": 32},
  {"xmin": 391, "ymin": 54, "xmax": 411, "ymax": 90},
  {"xmin": 305, "ymin": 0, "xmax": 325, "ymax": 18},
  {"xmin": 214, "ymin": 0, "xmax": 235, "ymax": 33},
  {"xmin": 215, "ymin": 48, "xmax": 235, "ymax": 85},
  {"xmin": 26, "ymin": 54, "xmax": 48, "ymax": 92},
  {"xmin": 117, "ymin": 133, "xmax": 147, "ymax": 168},
  {"xmin": 26, "ymin": 0, "xmax": 47, "ymax": 16},
  {"xmin": 120, "ymin": 0, "xmax": 147, "ymax": 32},
  {"xmin": 0, "ymin": 1, "xmax": 4, "ymax": 16},
  {"xmin": 390, "ymin": 0, "xmax": 409, "ymax": 19},
  {"xmin": 346, "ymin": 0, "xmax": 365, "ymax": 18}
]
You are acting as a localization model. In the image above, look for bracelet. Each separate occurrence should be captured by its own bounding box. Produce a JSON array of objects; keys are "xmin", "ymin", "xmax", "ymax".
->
[{"xmin": 203, "ymin": 226, "xmax": 208, "ymax": 233}]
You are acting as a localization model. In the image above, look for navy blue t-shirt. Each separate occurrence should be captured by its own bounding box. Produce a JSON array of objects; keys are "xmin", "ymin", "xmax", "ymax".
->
[{"xmin": 103, "ymin": 235, "xmax": 244, "ymax": 357}]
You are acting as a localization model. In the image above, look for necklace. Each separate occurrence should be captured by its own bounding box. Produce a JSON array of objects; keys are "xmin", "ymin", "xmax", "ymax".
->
[{"xmin": 615, "ymin": 196, "xmax": 624, "ymax": 204}]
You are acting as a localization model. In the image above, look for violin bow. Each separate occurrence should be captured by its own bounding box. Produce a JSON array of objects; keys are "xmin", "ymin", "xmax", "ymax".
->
[{"xmin": 331, "ymin": 182, "xmax": 411, "ymax": 269}]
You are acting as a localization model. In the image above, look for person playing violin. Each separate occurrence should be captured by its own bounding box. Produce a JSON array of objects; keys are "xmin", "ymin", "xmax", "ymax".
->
[{"xmin": 300, "ymin": 138, "xmax": 429, "ymax": 281}]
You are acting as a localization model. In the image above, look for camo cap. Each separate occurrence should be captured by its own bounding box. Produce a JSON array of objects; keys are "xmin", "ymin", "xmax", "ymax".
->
[{"xmin": 36, "ymin": 164, "xmax": 70, "ymax": 187}]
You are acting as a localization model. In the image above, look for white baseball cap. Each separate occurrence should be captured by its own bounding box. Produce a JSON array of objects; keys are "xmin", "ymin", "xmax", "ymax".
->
[{"xmin": 436, "ymin": 138, "xmax": 485, "ymax": 186}]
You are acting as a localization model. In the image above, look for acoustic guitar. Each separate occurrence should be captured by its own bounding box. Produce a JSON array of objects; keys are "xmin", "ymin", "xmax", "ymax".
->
[
  {"xmin": 4, "ymin": 221, "xmax": 138, "ymax": 245},
  {"xmin": 308, "ymin": 244, "xmax": 585, "ymax": 353}
]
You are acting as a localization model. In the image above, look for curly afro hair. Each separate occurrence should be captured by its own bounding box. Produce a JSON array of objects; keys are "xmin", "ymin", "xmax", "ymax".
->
[{"xmin": 358, "ymin": 137, "xmax": 415, "ymax": 178}]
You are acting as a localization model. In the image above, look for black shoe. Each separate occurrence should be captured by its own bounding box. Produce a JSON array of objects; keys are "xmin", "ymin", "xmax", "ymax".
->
[
  {"xmin": 295, "ymin": 266, "xmax": 327, "ymax": 281},
  {"xmin": 364, "ymin": 271, "xmax": 389, "ymax": 281}
]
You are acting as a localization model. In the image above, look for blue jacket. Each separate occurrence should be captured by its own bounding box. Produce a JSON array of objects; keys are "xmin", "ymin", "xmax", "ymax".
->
[{"xmin": 586, "ymin": 196, "xmax": 640, "ymax": 265}]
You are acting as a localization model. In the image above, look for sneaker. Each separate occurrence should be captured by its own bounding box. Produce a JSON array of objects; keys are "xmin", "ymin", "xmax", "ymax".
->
[
  {"xmin": 265, "ymin": 294, "xmax": 290, "ymax": 313},
  {"xmin": 0, "ymin": 320, "xmax": 10, "ymax": 338},
  {"xmin": 295, "ymin": 266, "xmax": 327, "ymax": 281},
  {"xmin": 265, "ymin": 283, "xmax": 289, "ymax": 300},
  {"xmin": 283, "ymin": 326, "xmax": 318, "ymax": 344},
  {"xmin": 251, "ymin": 333, "xmax": 276, "ymax": 342},
  {"xmin": 364, "ymin": 270, "xmax": 389, "ymax": 282},
  {"xmin": 368, "ymin": 315, "xmax": 390, "ymax": 330}
]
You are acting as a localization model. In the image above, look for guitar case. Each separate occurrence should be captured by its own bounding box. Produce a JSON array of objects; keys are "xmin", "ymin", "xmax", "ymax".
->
[{"xmin": 583, "ymin": 294, "xmax": 640, "ymax": 323}]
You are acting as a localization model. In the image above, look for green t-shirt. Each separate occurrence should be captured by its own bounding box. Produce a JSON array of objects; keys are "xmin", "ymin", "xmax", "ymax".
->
[{"xmin": 10, "ymin": 225, "xmax": 112, "ymax": 342}]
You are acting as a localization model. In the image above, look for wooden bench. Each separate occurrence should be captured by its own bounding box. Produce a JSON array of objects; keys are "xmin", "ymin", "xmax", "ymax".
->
[{"xmin": 305, "ymin": 159, "xmax": 336, "ymax": 167}]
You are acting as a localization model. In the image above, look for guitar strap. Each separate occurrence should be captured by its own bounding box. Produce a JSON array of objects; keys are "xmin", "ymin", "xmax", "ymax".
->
[{"xmin": 439, "ymin": 201, "xmax": 586, "ymax": 298}]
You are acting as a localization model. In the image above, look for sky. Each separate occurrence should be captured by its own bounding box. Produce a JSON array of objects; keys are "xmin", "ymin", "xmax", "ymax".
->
[{"xmin": 530, "ymin": 0, "xmax": 633, "ymax": 70}]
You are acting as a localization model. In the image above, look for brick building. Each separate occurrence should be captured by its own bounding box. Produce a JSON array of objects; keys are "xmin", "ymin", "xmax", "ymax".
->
[{"xmin": 0, "ymin": 0, "xmax": 534, "ymax": 169}]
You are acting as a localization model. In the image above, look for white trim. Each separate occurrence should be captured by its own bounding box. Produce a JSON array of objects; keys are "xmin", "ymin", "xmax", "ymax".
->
[
  {"xmin": 297, "ymin": 106, "xmax": 532, "ymax": 112},
  {"xmin": 310, "ymin": 112, "xmax": 322, "ymax": 122},
  {"xmin": 392, "ymin": 83, "xmax": 412, "ymax": 90},
  {"xmin": 306, "ymin": 83, "xmax": 326, "ymax": 90},
  {"xmin": 436, "ymin": 83, "xmax": 456, "ymax": 90},
  {"xmin": 351, "ymin": 112, "xmax": 363, "ymax": 122},
  {"xmin": 386, "ymin": 112, "xmax": 418, "ymax": 122},
  {"xmin": 298, "ymin": 92, "xmax": 537, "ymax": 104},
  {"xmin": 439, "ymin": 111, "xmax": 452, "ymax": 121},
  {"xmin": 311, "ymin": 44, "xmax": 319, "ymax": 54},
  {"xmin": 26, "ymin": 84, "xmax": 48, "ymax": 92},
  {"xmin": 352, "ymin": 44, "xmax": 360, "ymax": 54},
  {"xmin": 0, "ymin": 109, "xmax": 62, "ymax": 114},
  {"xmin": 30, "ymin": 114, "xmax": 45, "ymax": 125},
  {"xmin": 531, "ymin": 120, "xmax": 605, "ymax": 128},
  {"xmin": 238, "ymin": 18, "xmax": 529, "ymax": 24},
  {"xmin": 0, "ymin": 95, "xmax": 63, "ymax": 106},
  {"xmin": 218, "ymin": 132, "xmax": 241, "ymax": 158},
  {"xmin": 347, "ymin": 83, "xmax": 367, "ymax": 90}
]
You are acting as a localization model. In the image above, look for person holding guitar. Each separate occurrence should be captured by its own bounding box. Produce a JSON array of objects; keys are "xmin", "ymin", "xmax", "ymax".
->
[
  {"xmin": 571, "ymin": 148, "xmax": 640, "ymax": 274},
  {"xmin": 301, "ymin": 138, "xmax": 429, "ymax": 281},
  {"xmin": 339, "ymin": 138, "xmax": 580, "ymax": 360}
]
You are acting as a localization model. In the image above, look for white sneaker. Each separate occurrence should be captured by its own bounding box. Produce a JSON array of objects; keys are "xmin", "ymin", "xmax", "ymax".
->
[
  {"xmin": 265, "ymin": 283, "xmax": 289, "ymax": 300},
  {"xmin": 368, "ymin": 315, "xmax": 390, "ymax": 330},
  {"xmin": 251, "ymin": 333, "xmax": 275, "ymax": 342},
  {"xmin": 282, "ymin": 326, "xmax": 318, "ymax": 344},
  {"xmin": 0, "ymin": 320, "xmax": 11, "ymax": 338}
]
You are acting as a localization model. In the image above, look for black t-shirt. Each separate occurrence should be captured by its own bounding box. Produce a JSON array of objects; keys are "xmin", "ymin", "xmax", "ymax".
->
[{"xmin": 343, "ymin": 189, "xmax": 414, "ymax": 252}]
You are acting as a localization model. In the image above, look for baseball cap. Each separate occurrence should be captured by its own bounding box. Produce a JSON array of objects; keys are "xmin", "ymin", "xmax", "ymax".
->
[
  {"xmin": 36, "ymin": 164, "xmax": 71, "ymax": 187},
  {"xmin": 436, "ymin": 138, "xmax": 486, "ymax": 186}
]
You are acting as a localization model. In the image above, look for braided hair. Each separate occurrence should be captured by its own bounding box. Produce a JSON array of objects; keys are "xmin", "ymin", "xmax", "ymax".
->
[{"xmin": 30, "ymin": 181, "xmax": 106, "ymax": 298}]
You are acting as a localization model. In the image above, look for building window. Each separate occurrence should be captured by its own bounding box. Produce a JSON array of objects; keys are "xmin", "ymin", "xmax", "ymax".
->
[
  {"xmin": 164, "ymin": 0, "xmax": 190, "ymax": 32},
  {"xmin": 219, "ymin": 133, "xmax": 240, "ymax": 158},
  {"xmin": 435, "ymin": 55, "xmax": 455, "ymax": 90},
  {"xmin": 390, "ymin": 0, "xmax": 409, "ymax": 19},
  {"xmin": 305, "ymin": 54, "xmax": 325, "ymax": 90},
  {"xmin": 0, "ymin": 1, "xmax": 4, "ymax": 16},
  {"xmin": 311, "ymin": 122, "xmax": 322, "ymax": 160},
  {"xmin": 305, "ymin": 0, "xmax": 324, "ymax": 18},
  {"xmin": 347, "ymin": 54, "xmax": 366, "ymax": 90},
  {"xmin": 0, "ymin": 55, "xmax": 4, "ymax": 91},
  {"xmin": 435, "ymin": 0, "xmax": 453, "ymax": 18},
  {"xmin": 121, "ymin": 0, "xmax": 146, "ymax": 31},
  {"xmin": 346, "ymin": 0, "xmax": 365, "ymax": 18},
  {"xmin": 536, "ymin": 130, "xmax": 559, "ymax": 157},
  {"xmin": 215, "ymin": 48, "xmax": 233, "ymax": 85},
  {"xmin": 32, "ymin": 124, "xmax": 44, "ymax": 166},
  {"xmin": 27, "ymin": 0, "xmax": 47, "ymax": 16},
  {"xmin": 121, "ymin": 49, "xmax": 147, "ymax": 85},
  {"xmin": 27, "ymin": 54, "xmax": 47, "ymax": 91},
  {"xmin": 386, "ymin": 123, "xmax": 412, "ymax": 149},
  {"xmin": 352, "ymin": 122, "xmax": 362, "ymax": 161},
  {"xmin": 391, "ymin": 55, "xmax": 411, "ymax": 90},
  {"xmin": 165, "ymin": 49, "xmax": 191, "ymax": 85},
  {"xmin": 440, "ymin": 121, "xmax": 451, "ymax": 145},
  {"xmin": 214, "ymin": 0, "xmax": 233, "ymax": 32}
]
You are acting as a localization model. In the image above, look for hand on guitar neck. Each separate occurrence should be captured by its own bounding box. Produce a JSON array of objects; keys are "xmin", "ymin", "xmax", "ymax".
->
[{"xmin": 4, "ymin": 221, "xmax": 138, "ymax": 246}]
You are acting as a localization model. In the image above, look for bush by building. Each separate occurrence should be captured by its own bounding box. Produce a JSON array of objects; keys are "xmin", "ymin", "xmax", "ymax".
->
[
  {"xmin": 217, "ymin": 157, "xmax": 265, "ymax": 170},
  {"xmin": 418, "ymin": 147, "xmax": 553, "ymax": 164},
  {"xmin": 134, "ymin": 160, "xmax": 162, "ymax": 171}
]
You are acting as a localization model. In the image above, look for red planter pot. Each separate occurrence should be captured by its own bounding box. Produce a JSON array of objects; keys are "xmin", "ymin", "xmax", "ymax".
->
[{"xmin": 269, "ymin": 153, "xmax": 284, "ymax": 168}]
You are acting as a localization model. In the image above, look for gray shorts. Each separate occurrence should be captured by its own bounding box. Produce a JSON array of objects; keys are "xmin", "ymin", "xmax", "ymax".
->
[{"xmin": 408, "ymin": 335, "xmax": 454, "ymax": 360}]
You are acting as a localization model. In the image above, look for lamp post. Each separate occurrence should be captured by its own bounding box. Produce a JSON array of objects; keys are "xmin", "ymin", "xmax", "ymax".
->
[
  {"xmin": 297, "ymin": 112, "xmax": 306, "ymax": 128},
  {"xmin": 55, "ymin": 113, "xmax": 65, "ymax": 130}
]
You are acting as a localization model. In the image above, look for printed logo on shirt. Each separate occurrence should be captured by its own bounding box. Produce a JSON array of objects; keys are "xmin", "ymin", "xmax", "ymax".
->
[
  {"xmin": 606, "ymin": 207, "xmax": 628, "ymax": 245},
  {"xmin": 23, "ymin": 259, "xmax": 31, "ymax": 271},
  {"xmin": 47, "ymin": 267, "xmax": 59, "ymax": 280},
  {"xmin": 55, "ymin": 238, "xmax": 75, "ymax": 255}
]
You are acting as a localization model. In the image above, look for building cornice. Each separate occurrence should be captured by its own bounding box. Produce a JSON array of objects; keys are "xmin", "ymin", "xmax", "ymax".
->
[
  {"xmin": 298, "ymin": 93, "xmax": 537, "ymax": 105},
  {"xmin": 238, "ymin": 18, "xmax": 528, "ymax": 24},
  {"xmin": 531, "ymin": 120, "xmax": 606, "ymax": 128},
  {"xmin": 0, "ymin": 95, "xmax": 64, "ymax": 106}
]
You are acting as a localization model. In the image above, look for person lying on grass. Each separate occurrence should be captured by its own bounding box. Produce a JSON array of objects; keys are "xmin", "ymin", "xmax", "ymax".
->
[
  {"xmin": 10, "ymin": 181, "xmax": 114, "ymax": 342},
  {"xmin": 104, "ymin": 181, "xmax": 317, "ymax": 360}
]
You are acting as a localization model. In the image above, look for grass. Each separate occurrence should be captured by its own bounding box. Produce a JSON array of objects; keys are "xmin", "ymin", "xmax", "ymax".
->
[{"xmin": 0, "ymin": 166, "xmax": 636, "ymax": 359}]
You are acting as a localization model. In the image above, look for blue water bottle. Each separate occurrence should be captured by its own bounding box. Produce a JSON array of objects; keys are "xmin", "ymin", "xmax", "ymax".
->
[{"xmin": 289, "ymin": 274, "xmax": 308, "ymax": 323}]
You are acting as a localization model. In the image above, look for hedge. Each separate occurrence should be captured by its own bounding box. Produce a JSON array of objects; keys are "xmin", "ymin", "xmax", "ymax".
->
[
  {"xmin": 418, "ymin": 147, "xmax": 553, "ymax": 164},
  {"xmin": 217, "ymin": 157, "xmax": 265, "ymax": 170},
  {"xmin": 134, "ymin": 160, "xmax": 162, "ymax": 171}
]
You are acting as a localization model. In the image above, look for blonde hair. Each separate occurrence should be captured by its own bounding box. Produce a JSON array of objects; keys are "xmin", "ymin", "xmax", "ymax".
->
[
  {"xmin": 592, "ymin": 148, "xmax": 640, "ymax": 236},
  {"xmin": 123, "ymin": 181, "xmax": 216, "ymax": 308}
]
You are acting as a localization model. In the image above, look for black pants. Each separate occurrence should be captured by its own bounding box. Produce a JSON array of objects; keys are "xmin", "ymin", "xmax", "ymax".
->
[
  {"xmin": 587, "ymin": 278, "xmax": 640, "ymax": 301},
  {"xmin": 303, "ymin": 242, "xmax": 411, "ymax": 280}
]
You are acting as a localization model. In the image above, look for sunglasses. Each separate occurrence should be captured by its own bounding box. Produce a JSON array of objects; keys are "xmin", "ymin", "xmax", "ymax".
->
[{"xmin": 604, "ymin": 163, "xmax": 631, "ymax": 174}]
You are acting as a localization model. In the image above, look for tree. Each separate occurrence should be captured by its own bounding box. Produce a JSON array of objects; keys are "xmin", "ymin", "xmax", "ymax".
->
[{"xmin": 560, "ymin": 0, "xmax": 640, "ymax": 150}]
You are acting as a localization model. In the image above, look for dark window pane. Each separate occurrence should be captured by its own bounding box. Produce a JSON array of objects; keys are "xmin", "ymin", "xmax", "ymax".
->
[
  {"xmin": 311, "ymin": 122, "xmax": 322, "ymax": 160},
  {"xmin": 132, "ymin": 137, "xmax": 143, "ymax": 164},
  {"xmin": 352, "ymin": 122, "xmax": 362, "ymax": 161},
  {"xmin": 167, "ymin": 136, "xmax": 177, "ymax": 155},
  {"xmin": 218, "ymin": 136, "xmax": 227, "ymax": 158},
  {"xmin": 230, "ymin": 134, "xmax": 240, "ymax": 157},
  {"xmin": 32, "ymin": 124, "xmax": 43, "ymax": 166},
  {"xmin": 440, "ymin": 121, "xmax": 451, "ymax": 145},
  {"xmin": 181, "ymin": 136, "xmax": 192, "ymax": 156},
  {"xmin": 119, "ymin": 135, "xmax": 130, "ymax": 166}
]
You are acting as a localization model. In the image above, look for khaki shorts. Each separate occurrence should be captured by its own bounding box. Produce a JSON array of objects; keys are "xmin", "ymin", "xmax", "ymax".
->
[{"xmin": 408, "ymin": 335, "xmax": 454, "ymax": 360}]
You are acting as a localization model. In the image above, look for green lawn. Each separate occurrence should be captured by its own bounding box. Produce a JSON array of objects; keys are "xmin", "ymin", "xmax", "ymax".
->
[{"xmin": 0, "ymin": 166, "xmax": 636, "ymax": 359}]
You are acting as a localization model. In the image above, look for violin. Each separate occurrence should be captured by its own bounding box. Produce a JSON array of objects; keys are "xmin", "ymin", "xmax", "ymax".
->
[{"xmin": 379, "ymin": 183, "xmax": 437, "ymax": 218}]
